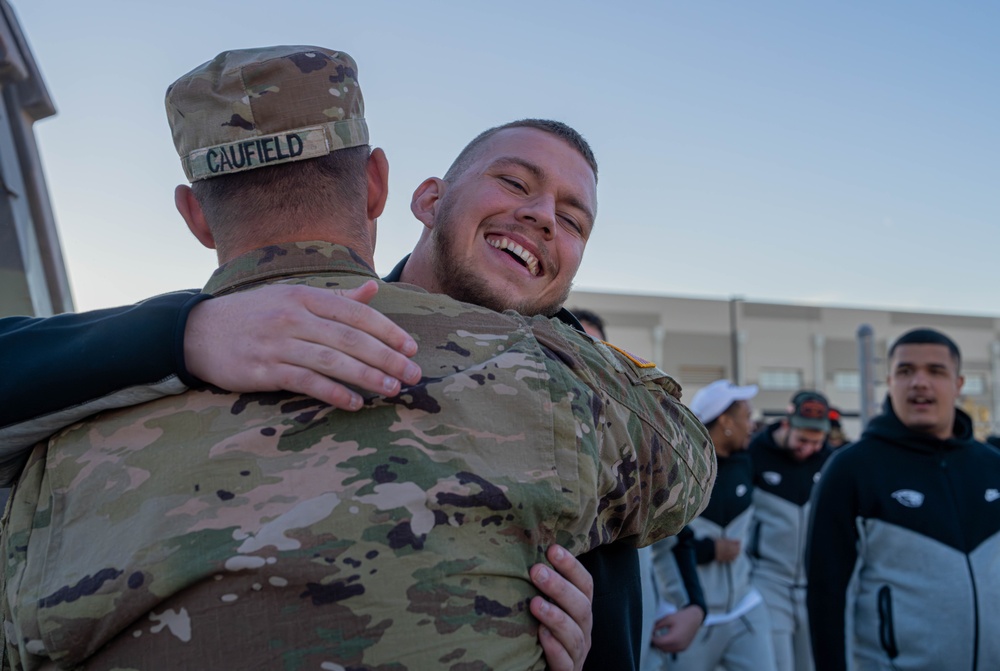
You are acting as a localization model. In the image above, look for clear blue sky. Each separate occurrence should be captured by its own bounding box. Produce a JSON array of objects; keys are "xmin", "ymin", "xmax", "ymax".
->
[{"xmin": 15, "ymin": 1, "xmax": 999, "ymax": 315}]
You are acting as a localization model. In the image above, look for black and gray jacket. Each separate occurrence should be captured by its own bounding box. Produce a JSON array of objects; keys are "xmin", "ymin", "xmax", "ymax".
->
[
  {"xmin": 748, "ymin": 424, "xmax": 830, "ymax": 588},
  {"xmin": 806, "ymin": 401, "xmax": 1000, "ymax": 671}
]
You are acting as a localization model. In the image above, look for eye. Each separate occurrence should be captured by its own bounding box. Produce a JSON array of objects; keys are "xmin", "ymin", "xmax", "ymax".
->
[
  {"xmin": 500, "ymin": 177, "xmax": 527, "ymax": 193},
  {"xmin": 558, "ymin": 214, "xmax": 583, "ymax": 235}
]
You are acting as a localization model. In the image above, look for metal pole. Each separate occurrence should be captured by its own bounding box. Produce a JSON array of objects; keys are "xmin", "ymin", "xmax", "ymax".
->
[
  {"xmin": 736, "ymin": 330, "xmax": 747, "ymax": 386},
  {"xmin": 813, "ymin": 334, "xmax": 826, "ymax": 392},
  {"xmin": 991, "ymin": 341, "xmax": 1000, "ymax": 435},
  {"xmin": 730, "ymin": 297, "xmax": 744, "ymax": 384},
  {"xmin": 857, "ymin": 324, "xmax": 876, "ymax": 430}
]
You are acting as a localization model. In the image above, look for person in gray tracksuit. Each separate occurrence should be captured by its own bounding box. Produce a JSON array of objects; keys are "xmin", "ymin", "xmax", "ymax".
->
[
  {"xmin": 649, "ymin": 380, "xmax": 777, "ymax": 671},
  {"xmin": 748, "ymin": 391, "xmax": 832, "ymax": 671},
  {"xmin": 807, "ymin": 328, "xmax": 1000, "ymax": 671}
]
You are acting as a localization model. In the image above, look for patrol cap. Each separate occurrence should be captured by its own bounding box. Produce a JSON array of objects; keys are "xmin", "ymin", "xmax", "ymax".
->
[
  {"xmin": 787, "ymin": 391, "xmax": 831, "ymax": 432},
  {"xmin": 165, "ymin": 46, "xmax": 369, "ymax": 182},
  {"xmin": 689, "ymin": 380, "xmax": 759, "ymax": 424}
]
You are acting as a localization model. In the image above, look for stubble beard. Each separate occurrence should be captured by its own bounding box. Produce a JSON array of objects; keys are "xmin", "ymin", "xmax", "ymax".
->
[{"xmin": 429, "ymin": 201, "xmax": 568, "ymax": 317}]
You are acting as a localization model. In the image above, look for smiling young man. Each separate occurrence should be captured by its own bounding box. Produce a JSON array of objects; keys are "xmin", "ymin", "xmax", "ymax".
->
[
  {"xmin": 400, "ymin": 121, "xmax": 595, "ymax": 318},
  {"xmin": 806, "ymin": 328, "xmax": 1000, "ymax": 671},
  {"xmin": 384, "ymin": 119, "xmax": 651, "ymax": 671}
]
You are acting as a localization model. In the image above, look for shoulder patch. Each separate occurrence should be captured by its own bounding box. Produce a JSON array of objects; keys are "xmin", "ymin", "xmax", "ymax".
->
[{"xmin": 602, "ymin": 342, "xmax": 657, "ymax": 368}]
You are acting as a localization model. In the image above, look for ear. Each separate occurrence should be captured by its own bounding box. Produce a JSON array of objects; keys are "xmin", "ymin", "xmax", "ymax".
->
[
  {"xmin": 717, "ymin": 411, "xmax": 734, "ymax": 433},
  {"xmin": 366, "ymin": 147, "xmax": 389, "ymax": 221},
  {"xmin": 410, "ymin": 177, "xmax": 445, "ymax": 231},
  {"xmin": 175, "ymin": 185, "xmax": 215, "ymax": 249},
  {"xmin": 956, "ymin": 374, "xmax": 965, "ymax": 394}
]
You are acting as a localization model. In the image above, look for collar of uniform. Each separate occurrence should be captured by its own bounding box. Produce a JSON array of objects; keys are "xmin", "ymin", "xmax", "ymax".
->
[{"xmin": 204, "ymin": 241, "xmax": 378, "ymax": 295}]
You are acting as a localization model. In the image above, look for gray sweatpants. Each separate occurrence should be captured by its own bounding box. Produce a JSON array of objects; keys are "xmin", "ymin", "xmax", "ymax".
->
[{"xmin": 755, "ymin": 577, "xmax": 813, "ymax": 671}]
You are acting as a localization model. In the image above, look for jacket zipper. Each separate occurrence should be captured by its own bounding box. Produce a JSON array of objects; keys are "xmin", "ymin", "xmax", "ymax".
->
[{"xmin": 877, "ymin": 585, "xmax": 899, "ymax": 659}]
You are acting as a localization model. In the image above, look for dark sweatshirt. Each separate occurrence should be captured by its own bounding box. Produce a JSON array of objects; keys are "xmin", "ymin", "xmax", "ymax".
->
[{"xmin": 806, "ymin": 400, "xmax": 1000, "ymax": 671}]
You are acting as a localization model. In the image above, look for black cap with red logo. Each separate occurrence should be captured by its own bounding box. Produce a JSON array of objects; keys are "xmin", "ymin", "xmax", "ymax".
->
[{"xmin": 788, "ymin": 391, "xmax": 831, "ymax": 432}]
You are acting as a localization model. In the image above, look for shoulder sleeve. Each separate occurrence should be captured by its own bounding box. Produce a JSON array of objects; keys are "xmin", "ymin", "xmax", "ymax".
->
[
  {"xmin": 806, "ymin": 447, "xmax": 860, "ymax": 671},
  {"xmin": 0, "ymin": 291, "xmax": 208, "ymax": 484},
  {"xmin": 536, "ymin": 319, "xmax": 717, "ymax": 550}
]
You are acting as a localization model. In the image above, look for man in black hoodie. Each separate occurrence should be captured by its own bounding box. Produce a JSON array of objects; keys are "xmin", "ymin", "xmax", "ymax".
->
[
  {"xmin": 806, "ymin": 328, "xmax": 1000, "ymax": 671},
  {"xmin": 749, "ymin": 391, "xmax": 832, "ymax": 671}
]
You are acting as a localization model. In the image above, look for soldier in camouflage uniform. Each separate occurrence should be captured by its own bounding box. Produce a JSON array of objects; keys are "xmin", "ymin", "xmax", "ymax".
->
[{"xmin": 1, "ymin": 46, "xmax": 715, "ymax": 670}]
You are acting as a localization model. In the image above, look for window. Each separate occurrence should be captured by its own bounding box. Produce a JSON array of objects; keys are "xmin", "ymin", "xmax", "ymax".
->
[
  {"xmin": 758, "ymin": 369, "xmax": 803, "ymax": 391},
  {"xmin": 833, "ymin": 370, "xmax": 860, "ymax": 391},
  {"xmin": 963, "ymin": 374, "xmax": 986, "ymax": 396},
  {"xmin": 679, "ymin": 366, "xmax": 726, "ymax": 386}
]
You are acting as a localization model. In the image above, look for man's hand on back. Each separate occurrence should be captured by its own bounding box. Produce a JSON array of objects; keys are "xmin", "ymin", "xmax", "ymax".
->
[{"xmin": 183, "ymin": 281, "xmax": 421, "ymax": 410}]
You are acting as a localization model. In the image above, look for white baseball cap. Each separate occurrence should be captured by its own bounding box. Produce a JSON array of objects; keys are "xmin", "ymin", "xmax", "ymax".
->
[{"xmin": 689, "ymin": 380, "xmax": 759, "ymax": 424}]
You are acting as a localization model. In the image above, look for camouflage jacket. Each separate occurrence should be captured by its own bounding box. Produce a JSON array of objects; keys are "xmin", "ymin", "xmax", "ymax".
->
[{"xmin": 1, "ymin": 242, "xmax": 715, "ymax": 671}]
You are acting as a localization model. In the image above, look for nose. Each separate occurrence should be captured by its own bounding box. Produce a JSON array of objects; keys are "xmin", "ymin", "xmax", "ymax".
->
[{"xmin": 515, "ymin": 195, "xmax": 556, "ymax": 240}]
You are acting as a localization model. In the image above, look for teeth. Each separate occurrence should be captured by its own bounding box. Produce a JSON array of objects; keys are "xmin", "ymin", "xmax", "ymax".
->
[{"xmin": 488, "ymin": 237, "xmax": 540, "ymax": 276}]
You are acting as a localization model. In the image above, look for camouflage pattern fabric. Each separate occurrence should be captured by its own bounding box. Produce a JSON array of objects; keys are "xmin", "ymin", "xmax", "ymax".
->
[
  {"xmin": 165, "ymin": 46, "xmax": 369, "ymax": 182},
  {"xmin": 1, "ymin": 242, "xmax": 715, "ymax": 671}
]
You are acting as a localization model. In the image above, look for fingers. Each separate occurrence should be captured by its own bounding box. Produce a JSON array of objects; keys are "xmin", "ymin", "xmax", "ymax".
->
[
  {"xmin": 651, "ymin": 630, "xmax": 684, "ymax": 653},
  {"xmin": 650, "ymin": 613, "xmax": 681, "ymax": 652},
  {"xmin": 266, "ymin": 364, "xmax": 364, "ymax": 411},
  {"xmin": 530, "ymin": 546, "xmax": 593, "ymax": 671},
  {"xmin": 184, "ymin": 283, "xmax": 423, "ymax": 404},
  {"xmin": 530, "ymin": 547, "xmax": 593, "ymax": 628},
  {"xmin": 279, "ymin": 336, "xmax": 417, "ymax": 399},
  {"xmin": 651, "ymin": 606, "xmax": 703, "ymax": 653},
  {"xmin": 714, "ymin": 538, "xmax": 739, "ymax": 563},
  {"xmin": 532, "ymin": 600, "xmax": 575, "ymax": 671},
  {"xmin": 545, "ymin": 545, "xmax": 594, "ymax": 602},
  {"xmin": 293, "ymin": 283, "xmax": 422, "ymax": 389},
  {"xmin": 338, "ymin": 279, "xmax": 381, "ymax": 305},
  {"xmin": 308, "ymin": 282, "xmax": 419, "ymax": 355}
]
